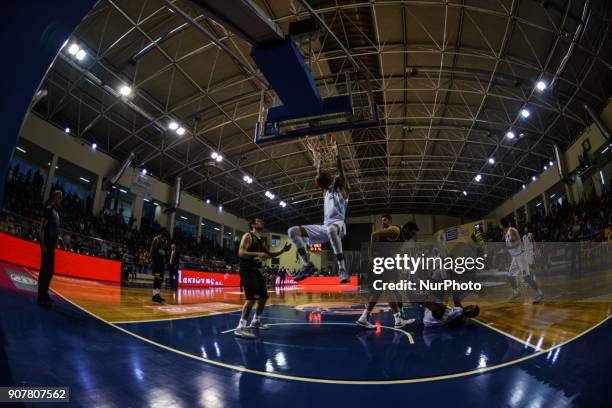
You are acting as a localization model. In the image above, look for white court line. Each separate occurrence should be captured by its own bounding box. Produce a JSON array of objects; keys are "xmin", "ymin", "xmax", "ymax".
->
[
  {"xmin": 23, "ymin": 267, "xmax": 612, "ymax": 385},
  {"xmin": 111, "ymin": 303, "xmax": 286, "ymax": 324},
  {"xmin": 471, "ymin": 318, "xmax": 538, "ymax": 350},
  {"xmin": 223, "ymin": 322, "xmax": 415, "ymax": 344},
  {"xmin": 111, "ymin": 309, "xmax": 243, "ymax": 325}
]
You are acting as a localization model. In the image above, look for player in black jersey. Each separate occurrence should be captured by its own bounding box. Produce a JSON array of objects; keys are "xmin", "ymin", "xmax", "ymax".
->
[
  {"xmin": 234, "ymin": 218, "xmax": 291, "ymax": 339},
  {"xmin": 150, "ymin": 227, "xmax": 170, "ymax": 303},
  {"xmin": 356, "ymin": 215, "xmax": 415, "ymax": 329}
]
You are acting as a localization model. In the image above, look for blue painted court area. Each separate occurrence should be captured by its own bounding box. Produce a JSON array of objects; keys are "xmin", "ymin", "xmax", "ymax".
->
[
  {"xmin": 118, "ymin": 305, "xmax": 535, "ymax": 381},
  {"xmin": 1, "ymin": 265, "xmax": 611, "ymax": 407}
]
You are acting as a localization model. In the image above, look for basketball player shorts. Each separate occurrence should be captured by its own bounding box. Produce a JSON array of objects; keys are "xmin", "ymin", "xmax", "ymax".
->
[
  {"xmin": 303, "ymin": 221, "xmax": 346, "ymax": 245},
  {"xmin": 525, "ymin": 250, "xmax": 535, "ymax": 265},
  {"xmin": 152, "ymin": 265, "xmax": 165, "ymax": 280},
  {"xmin": 508, "ymin": 253, "xmax": 529, "ymax": 277},
  {"xmin": 240, "ymin": 268, "xmax": 269, "ymax": 301}
]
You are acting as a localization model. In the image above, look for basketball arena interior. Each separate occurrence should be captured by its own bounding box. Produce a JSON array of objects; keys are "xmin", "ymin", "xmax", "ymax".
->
[{"xmin": 1, "ymin": 0, "xmax": 612, "ymax": 407}]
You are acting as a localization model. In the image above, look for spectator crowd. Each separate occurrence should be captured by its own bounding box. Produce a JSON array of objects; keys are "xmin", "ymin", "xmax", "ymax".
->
[
  {"xmin": 1, "ymin": 164, "xmax": 238, "ymax": 275},
  {"xmin": 528, "ymin": 185, "xmax": 612, "ymax": 242},
  {"xmin": 2, "ymin": 163, "xmax": 610, "ymax": 282}
]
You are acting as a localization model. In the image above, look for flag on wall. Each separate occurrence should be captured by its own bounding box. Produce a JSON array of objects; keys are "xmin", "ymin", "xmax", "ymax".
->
[{"xmin": 446, "ymin": 228, "xmax": 458, "ymax": 241}]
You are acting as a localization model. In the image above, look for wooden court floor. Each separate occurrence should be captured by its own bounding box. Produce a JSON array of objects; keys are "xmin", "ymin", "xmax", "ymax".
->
[{"xmin": 40, "ymin": 271, "xmax": 612, "ymax": 351}]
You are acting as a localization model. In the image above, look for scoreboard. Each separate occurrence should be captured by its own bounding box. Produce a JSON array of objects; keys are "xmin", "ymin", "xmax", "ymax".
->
[{"xmin": 309, "ymin": 243, "xmax": 323, "ymax": 252}]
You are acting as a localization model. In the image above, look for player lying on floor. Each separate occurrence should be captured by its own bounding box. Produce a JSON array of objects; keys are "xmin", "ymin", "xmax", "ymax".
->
[
  {"xmin": 288, "ymin": 143, "xmax": 351, "ymax": 284},
  {"xmin": 420, "ymin": 246, "xmax": 480, "ymax": 327}
]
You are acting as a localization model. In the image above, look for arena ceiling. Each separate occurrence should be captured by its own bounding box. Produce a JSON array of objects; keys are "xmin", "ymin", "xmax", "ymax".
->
[{"xmin": 31, "ymin": 0, "xmax": 612, "ymax": 228}]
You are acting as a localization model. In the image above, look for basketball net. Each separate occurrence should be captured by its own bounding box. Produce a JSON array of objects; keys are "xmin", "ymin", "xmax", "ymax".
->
[{"xmin": 303, "ymin": 133, "xmax": 337, "ymax": 170}]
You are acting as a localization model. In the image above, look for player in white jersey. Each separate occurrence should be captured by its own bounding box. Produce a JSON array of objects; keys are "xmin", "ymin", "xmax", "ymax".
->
[
  {"xmin": 500, "ymin": 218, "xmax": 543, "ymax": 303},
  {"xmin": 522, "ymin": 225, "xmax": 537, "ymax": 275},
  {"xmin": 288, "ymin": 146, "xmax": 350, "ymax": 284}
]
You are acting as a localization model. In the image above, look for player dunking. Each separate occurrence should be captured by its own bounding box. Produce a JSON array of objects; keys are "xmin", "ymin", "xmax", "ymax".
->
[
  {"xmin": 356, "ymin": 215, "xmax": 415, "ymax": 329},
  {"xmin": 501, "ymin": 218, "xmax": 543, "ymax": 303},
  {"xmin": 288, "ymin": 140, "xmax": 350, "ymax": 283},
  {"xmin": 234, "ymin": 218, "xmax": 291, "ymax": 339}
]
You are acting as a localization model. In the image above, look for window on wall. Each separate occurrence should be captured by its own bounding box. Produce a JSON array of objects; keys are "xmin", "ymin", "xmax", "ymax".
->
[
  {"xmin": 548, "ymin": 192, "xmax": 564, "ymax": 208},
  {"xmin": 223, "ymin": 227, "xmax": 235, "ymax": 250},
  {"xmin": 104, "ymin": 185, "xmax": 134, "ymax": 223},
  {"xmin": 53, "ymin": 175, "xmax": 92, "ymax": 201},
  {"xmin": 175, "ymin": 210, "xmax": 197, "ymax": 237},
  {"xmin": 234, "ymin": 230, "xmax": 245, "ymax": 248},
  {"xmin": 8, "ymin": 139, "xmax": 52, "ymax": 199},
  {"xmin": 200, "ymin": 218, "xmax": 221, "ymax": 245},
  {"xmin": 8, "ymin": 157, "xmax": 48, "ymax": 190},
  {"xmin": 142, "ymin": 199, "xmax": 156, "ymax": 223},
  {"xmin": 546, "ymin": 181, "xmax": 567, "ymax": 212},
  {"xmin": 52, "ymin": 158, "xmax": 95, "ymax": 202},
  {"xmin": 527, "ymin": 197, "xmax": 544, "ymax": 219}
]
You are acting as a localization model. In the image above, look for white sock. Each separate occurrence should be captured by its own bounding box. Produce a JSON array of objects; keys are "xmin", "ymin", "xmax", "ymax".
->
[
  {"xmin": 238, "ymin": 319, "xmax": 247, "ymax": 328},
  {"xmin": 337, "ymin": 259, "xmax": 346, "ymax": 271},
  {"xmin": 153, "ymin": 289, "xmax": 160, "ymax": 296},
  {"xmin": 360, "ymin": 309, "xmax": 370, "ymax": 320},
  {"xmin": 394, "ymin": 312, "xmax": 402, "ymax": 322},
  {"xmin": 252, "ymin": 315, "xmax": 260, "ymax": 323}
]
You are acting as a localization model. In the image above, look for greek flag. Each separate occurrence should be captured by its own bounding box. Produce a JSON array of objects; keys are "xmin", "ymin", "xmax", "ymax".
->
[{"xmin": 446, "ymin": 228, "xmax": 458, "ymax": 241}]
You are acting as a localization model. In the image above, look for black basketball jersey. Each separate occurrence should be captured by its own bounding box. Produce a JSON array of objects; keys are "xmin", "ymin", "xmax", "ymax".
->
[
  {"xmin": 239, "ymin": 231, "xmax": 264, "ymax": 270},
  {"xmin": 380, "ymin": 225, "xmax": 404, "ymax": 242}
]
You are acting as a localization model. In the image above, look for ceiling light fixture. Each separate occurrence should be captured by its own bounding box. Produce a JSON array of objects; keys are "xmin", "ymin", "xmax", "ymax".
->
[
  {"xmin": 68, "ymin": 43, "xmax": 79, "ymax": 55},
  {"xmin": 536, "ymin": 80, "xmax": 547, "ymax": 91},
  {"xmin": 119, "ymin": 85, "xmax": 132, "ymax": 96}
]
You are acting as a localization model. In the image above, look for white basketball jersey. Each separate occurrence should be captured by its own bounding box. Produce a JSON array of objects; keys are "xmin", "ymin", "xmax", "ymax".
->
[
  {"xmin": 404, "ymin": 238, "xmax": 417, "ymax": 258},
  {"xmin": 505, "ymin": 227, "xmax": 523, "ymax": 257},
  {"xmin": 523, "ymin": 233, "xmax": 534, "ymax": 253},
  {"xmin": 323, "ymin": 186, "xmax": 348, "ymax": 226}
]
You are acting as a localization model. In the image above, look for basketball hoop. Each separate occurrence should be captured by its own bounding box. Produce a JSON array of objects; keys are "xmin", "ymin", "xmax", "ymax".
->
[{"xmin": 304, "ymin": 133, "xmax": 337, "ymax": 170}]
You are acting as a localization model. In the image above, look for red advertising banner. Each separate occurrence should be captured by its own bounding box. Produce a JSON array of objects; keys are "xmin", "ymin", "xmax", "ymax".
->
[
  {"xmin": 280, "ymin": 276, "xmax": 358, "ymax": 285},
  {"xmin": 177, "ymin": 269, "xmax": 359, "ymax": 287},
  {"xmin": 178, "ymin": 269, "xmax": 241, "ymax": 287},
  {"xmin": 0, "ymin": 233, "xmax": 121, "ymax": 282}
]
